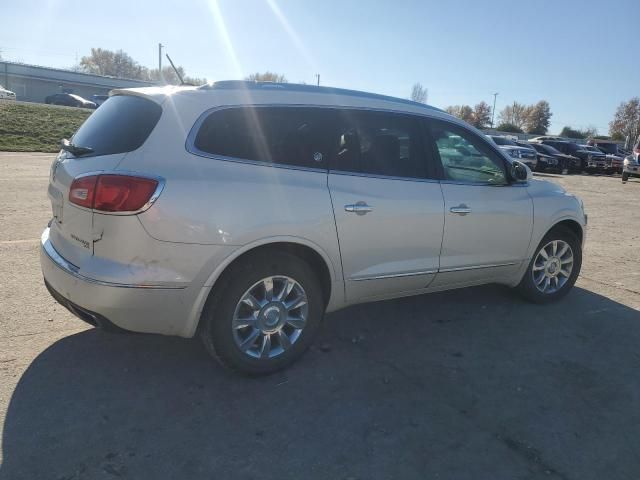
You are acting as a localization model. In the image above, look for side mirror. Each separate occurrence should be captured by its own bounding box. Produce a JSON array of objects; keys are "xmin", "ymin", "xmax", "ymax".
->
[{"xmin": 510, "ymin": 160, "xmax": 530, "ymax": 183}]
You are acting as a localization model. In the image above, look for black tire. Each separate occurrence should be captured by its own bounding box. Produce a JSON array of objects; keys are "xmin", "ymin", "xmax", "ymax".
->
[
  {"xmin": 622, "ymin": 172, "xmax": 629, "ymax": 182},
  {"xmin": 516, "ymin": 226, "xmax": 582, "ymax": 304},
  {"xmin": 199, "ymin": 250, "xmax": 324, "ymax": 375}
]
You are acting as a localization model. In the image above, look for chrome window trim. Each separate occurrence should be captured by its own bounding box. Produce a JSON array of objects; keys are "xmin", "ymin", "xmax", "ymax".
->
[
  {"xmin": 329, "ymin": 169, "xmax": 441, "ymax": 184},
  {"xmin": 67, "ymin": 170, "xmax": 166, "ymax": 216},
  {"xmin": 350, "ymin": 262, "xmax": 518, "ymax": 281},
  {"xmin": 41, "ymin": 228, "xmax": 186, "ymax": 290},
  {"xmin": 350, "ymin": 269, "xmax": 438, "ymax": 281}
]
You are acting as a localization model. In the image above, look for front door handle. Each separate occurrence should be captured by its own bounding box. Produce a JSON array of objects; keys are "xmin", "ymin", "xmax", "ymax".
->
[
  {"xmin": 345, "ymin": 202, "xmax": 373, "ymax": 215},
  {"xmin": 450, "ymin": 204, "xmax": 471, "ymax": 215}
]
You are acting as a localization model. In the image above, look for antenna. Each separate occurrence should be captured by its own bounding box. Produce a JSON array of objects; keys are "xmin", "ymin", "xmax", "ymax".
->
[{"xmin": 165, "ymin": 53, "xmax": 184, "ymax": 85}]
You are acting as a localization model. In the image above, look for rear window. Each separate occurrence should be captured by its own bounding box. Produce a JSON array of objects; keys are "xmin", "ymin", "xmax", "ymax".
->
[{"xmin": 71, "ymin": 95, "xmax": 162, "ymax": 157}]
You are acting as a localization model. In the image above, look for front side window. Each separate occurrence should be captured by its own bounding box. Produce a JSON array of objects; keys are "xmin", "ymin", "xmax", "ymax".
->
[
  {"xmin": 330, "ymin": 110, "xmax": 427, "ymax": 179},
  {"xmin": 194, "ymin": 107, "xmax": 337, "ymax": 169},
  {"xmin": 429, "ymin": 121, "xmax": 507, "ymax": 184}
]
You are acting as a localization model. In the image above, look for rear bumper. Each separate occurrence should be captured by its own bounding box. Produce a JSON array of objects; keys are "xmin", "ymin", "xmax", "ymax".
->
[{"xmin": 40, "ymin": 227, "xmax": 196, "ymax": 337}]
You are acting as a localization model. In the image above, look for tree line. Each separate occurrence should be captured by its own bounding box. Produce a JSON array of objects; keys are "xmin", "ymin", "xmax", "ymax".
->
[
  {"xmin": 445, "ymin": 100, "xmax": 552, "ymax": 135},
  {"xmin": 76, "ymin": 48, "xmax": 207, "ymax": 85}
]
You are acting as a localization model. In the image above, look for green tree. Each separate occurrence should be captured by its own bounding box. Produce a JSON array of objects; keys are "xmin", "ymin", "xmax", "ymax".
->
[
  {"xmin": 410, "ymin": 83, "xmax": 428, "ymax": 103},
  {"xmin": 471, "ymin": 101, "xmax": 492, "ymax": 129},
  {"xmin": 246, "ymin": 72, "xmax": 287, "ymax": 83},
  {"xmin": 495, "ymin": 123, "xmax": 523, "ymax": 133},
  {"xmin": 559, "ymin": 126, "xmax": 584, "ymax": 139},
  {"xmin": 609, "ymin": 97, "xmax": 640, "ymax": 146},
  {"xmin": 524, "ymin": 100, "xmax": 552, "ymax": 135}
]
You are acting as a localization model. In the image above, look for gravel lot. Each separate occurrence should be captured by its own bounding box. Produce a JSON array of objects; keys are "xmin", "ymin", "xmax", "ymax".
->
[{"xmin": 1, "ymin": 152, "xmax": 639, "ymax": 480}]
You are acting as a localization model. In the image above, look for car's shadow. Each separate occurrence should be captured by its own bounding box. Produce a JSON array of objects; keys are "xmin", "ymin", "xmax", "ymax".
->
[{"xmin": 2, "ymin": 285, "xmax": 640, "ymax": 480}]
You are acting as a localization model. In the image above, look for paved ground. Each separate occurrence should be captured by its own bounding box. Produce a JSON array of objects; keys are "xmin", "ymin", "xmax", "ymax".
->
[{"xmin": 1, "ymin": 152, "xmax": 639, "ymax": 480}]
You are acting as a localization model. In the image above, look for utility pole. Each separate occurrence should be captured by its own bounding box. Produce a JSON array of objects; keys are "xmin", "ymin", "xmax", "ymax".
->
[
  {"xmin": 158, "ymin": 43, "xmax": 164, "ymax": 72},
  {"xmin": 315, "ymin": 74, "xmax": 320, "ymax": 86},
  {"xmin": 491, "ymin": 92, "xmax": 499, "ymax": 128}
]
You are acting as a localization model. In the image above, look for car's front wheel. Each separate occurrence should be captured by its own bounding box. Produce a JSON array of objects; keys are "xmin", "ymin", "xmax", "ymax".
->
[
  {"xmin": 199, "ymin": 251, "xmax": 324, "ymax": 375},
  {"xmin": 516, "ymin": 226, "xmax": 582, "ymax": 304}
]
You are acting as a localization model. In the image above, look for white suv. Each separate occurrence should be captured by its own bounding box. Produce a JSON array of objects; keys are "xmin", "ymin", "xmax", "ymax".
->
[{"xmin": 41, "ymin": 82, "xmax": 587, "ymax": 374}]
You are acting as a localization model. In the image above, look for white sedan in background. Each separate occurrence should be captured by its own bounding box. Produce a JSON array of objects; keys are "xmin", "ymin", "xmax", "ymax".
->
[{"xmin": 0, "ymin": 85, "xmax": 16, "ymax": 100}]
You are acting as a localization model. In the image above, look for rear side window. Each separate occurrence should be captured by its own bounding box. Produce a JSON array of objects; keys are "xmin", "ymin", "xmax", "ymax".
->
[
  {"xmin": 193, "ymin": 107, "xmax": 337, "ymax": 169},
  {"xmin": 330, "ymin": 110, "xmax": 427, "ymax": 178},
  {"xmin": 71, "ymin": 95, "xmax": 162, "ymax": 157}
]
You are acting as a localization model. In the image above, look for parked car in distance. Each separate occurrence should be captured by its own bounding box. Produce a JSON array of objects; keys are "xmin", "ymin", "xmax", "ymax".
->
[
  {"xmin": 487, "ymin": 135, "xmax": 538, "ymax": 170},
  {"xmin": 527, "ymin": 142, "xmax": 579, "ymax": 173},
  {"xmin": 45, "ymin": 93, "xmax": 97, "ymax": 109},
  {"xmin": 589, "ymin": 139, "xmax": 628, "ymax": 157},
  {"xmin": 539, "ymin": 140, "xmax": 606, "ymax": 172},
  {"xmin": 529, "ymin": 135, "xmax": 567, "ymax": 142},
  {"xmin": 587, "ymin": 139, "xmax": 629, "ymax": 173},
  {"xmin": 515, "ymin": 141, "xmax": 559, "ymax": 172},
  {"xmin": 623, "ymin": 136, "xmax": 640, "ymax": 182},
  {"xmin": 40, "ymin": 82, "xmax": 587, "ymax": 374},
  {"xmin": 581, "ymin": 145, "xmax": 610, "ymax": 173},
  {"xmin": 0, "ymin": 84, "xmax": 16, "ymax": 100},
  {"xmin": 90, "ymin": 94, "xmax": 110, "ymax": 106}
]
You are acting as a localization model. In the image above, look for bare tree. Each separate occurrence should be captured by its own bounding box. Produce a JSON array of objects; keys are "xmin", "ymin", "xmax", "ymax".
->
[
  {"xmin": 609, "ymin": 97, "xmax": 640, "ymax": 144},
  {"xmin": 246, "ymin": 72, "xmax": 287, "ymax": 83},
  {"xmin": 79, "ymin": 48, "xmax": 147, "ymax": 79},
  {"xmin": 410, "ymin": 83, "xmax": 428, "ymax": 103},
  {"xmin": 148, "ymin": 66, "xmax": 206, "ymax": 86},
  {"xmin": 76, "ymin": 47, "xmax": 205, "ymax": 85},
  {"xmin": 498, "ymin": 102, "xmax": 529, "ymax": 129},
  {"xmin": 445, "ymin": 105, "xmax": 474, "ymax": 123}
]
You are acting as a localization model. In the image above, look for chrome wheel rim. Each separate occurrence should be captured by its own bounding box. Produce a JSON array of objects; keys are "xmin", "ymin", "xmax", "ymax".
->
[
  {"xmin": 532, "ymin": 240, "xmax": 574, "ymax": 294},
  {"xmin": 232, "ymin": 276, "xmax": 308, "ymax": 359}
]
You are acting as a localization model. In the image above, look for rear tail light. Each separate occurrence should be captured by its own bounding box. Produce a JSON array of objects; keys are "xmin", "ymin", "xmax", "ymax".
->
[{"xmin": 69, "ymin": 174, "xmax": 160, "ymax": 213}]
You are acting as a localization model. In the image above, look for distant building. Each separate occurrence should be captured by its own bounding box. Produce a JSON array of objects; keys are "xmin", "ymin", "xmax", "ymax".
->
[{"xmin": 0, "ymin": 61, "xmax": 155, "ymax": 103}]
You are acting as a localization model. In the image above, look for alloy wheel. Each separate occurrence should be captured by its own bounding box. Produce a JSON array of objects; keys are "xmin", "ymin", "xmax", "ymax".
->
[
  {"xmin": 232, "ymin": 276, "xmax": 308, "ymax": 359},
  {"xmin": 531, "ymin": 240, "xmax": 574, "ymax": 294}
]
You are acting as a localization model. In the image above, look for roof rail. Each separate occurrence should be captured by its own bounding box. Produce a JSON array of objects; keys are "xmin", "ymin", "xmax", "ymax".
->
[{"xmin": 199, "ymin": 80, "xmax": 443, "ymax": 112}]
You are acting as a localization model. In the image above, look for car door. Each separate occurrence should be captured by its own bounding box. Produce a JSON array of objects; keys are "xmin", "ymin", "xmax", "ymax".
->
[
  {"xmin": 328, "ymin": 109, "xmax": 445, "ymax": 302},
  {"xmin": 425, "ymin": 119, "xmax": 533, "ymax": 288}
]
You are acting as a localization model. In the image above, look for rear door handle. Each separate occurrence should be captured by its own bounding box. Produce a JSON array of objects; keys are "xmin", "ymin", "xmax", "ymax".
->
[
  {"xmin": 450, "ymin": 204, "xmax": 471, "ymax": 215},
  {"xmin": 345, "ymin": 202, "xmax": 373, "ymax": 215}
]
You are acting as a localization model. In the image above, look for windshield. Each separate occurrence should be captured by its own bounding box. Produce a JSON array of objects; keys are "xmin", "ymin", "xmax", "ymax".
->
[
  {"xmin": 71, "ymin": 95, "xmax": 162, "ymax": 156},
  {"xmin": 540, "ymin": 144, "xmax": 561, "ymax": 155},
  {"xmin": 596, "ymin": 143, "xmax": 617, "ymax": 154},
  {"xmin": 490, "ymin": 136, "xmax": 517, "ymax": 146}
]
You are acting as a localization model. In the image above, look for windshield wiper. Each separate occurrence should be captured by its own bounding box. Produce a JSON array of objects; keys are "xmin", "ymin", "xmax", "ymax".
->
[{"xmin": 60, "ymin": 138, "xmax": 94, "ymax": 157}]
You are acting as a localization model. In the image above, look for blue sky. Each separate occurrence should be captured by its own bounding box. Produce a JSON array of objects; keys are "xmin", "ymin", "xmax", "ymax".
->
[{"xmin": 2, "ymin": 0, "xmax": 639, "ymax": 133}]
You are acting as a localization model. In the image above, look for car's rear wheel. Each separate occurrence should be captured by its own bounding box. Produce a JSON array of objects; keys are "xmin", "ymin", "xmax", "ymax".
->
[
  {"xmin": 516, "ymin": 226, "xmax": 581, "ymax": 304},
  {"xmin": 199, "ymin": 251, "xmax": 324, "ymax": 375}
]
